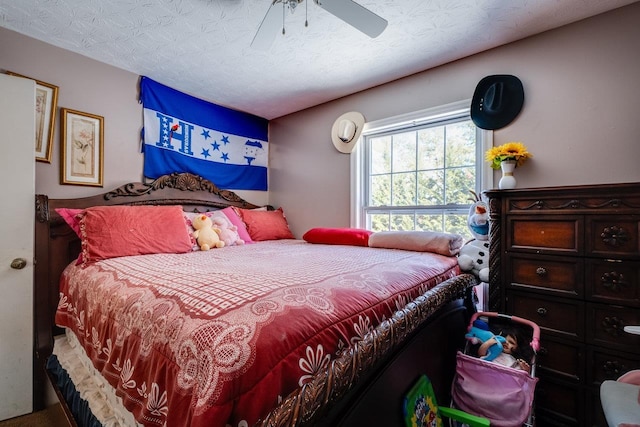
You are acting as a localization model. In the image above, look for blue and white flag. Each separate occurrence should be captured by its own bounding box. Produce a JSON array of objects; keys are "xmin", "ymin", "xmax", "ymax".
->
[{"xmin": 140, "ymin": 76, "xmax": 269, "ymax": 190}]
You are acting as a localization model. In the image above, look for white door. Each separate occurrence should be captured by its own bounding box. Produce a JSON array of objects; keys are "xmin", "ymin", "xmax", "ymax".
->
[{"xmin": 0, "ymin": 74, "xmax": 35, "ymax": 419}]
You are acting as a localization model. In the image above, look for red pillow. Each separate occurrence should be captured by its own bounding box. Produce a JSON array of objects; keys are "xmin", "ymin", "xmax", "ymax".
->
[
  {"xmin": 237, "ymin": 207, "xmax": 294, "ymax": 241},
  {"xmin": 303, "ymin": 228, "xmax": 373, "ymax": 246},
  {"xmin": 79, "ymin": 205, "xmax": 193, "ymax": 264}
]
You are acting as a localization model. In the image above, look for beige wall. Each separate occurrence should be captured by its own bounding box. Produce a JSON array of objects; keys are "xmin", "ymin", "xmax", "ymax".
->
[
  {"xmin": 269, "ymin": 3, "xmax": 640, "ymax": 237},
  {"xmin": 2, "ymin": 3, "xmax": 639, "ymax": 236},
  {"xmin": 0, "ymin": 29, "xmax": 143, "ymax": 199}
]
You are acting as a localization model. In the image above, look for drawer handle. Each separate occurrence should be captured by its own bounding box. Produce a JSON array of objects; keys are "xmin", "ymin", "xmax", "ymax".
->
[
  {"xmin": 602, "ymin": 316, "xmax": 626, "ymax": 337},
  {"xmin": 536, "ymin": 267, "xmax": 547, "ymax": 276},
  {"xmin": 603, "ymin": 360, "xmax": 629, "ymax": 378},
  {"xmin": 601, "ymin": 271, "xmax": 628, "ymax": 292},
  {"xmin": 537, "ymin": 307, "xmax": 548, "ymax": 316},
  {"xmin": 601, "ymin": 225, "xmax": 629, "ymax": 247}
]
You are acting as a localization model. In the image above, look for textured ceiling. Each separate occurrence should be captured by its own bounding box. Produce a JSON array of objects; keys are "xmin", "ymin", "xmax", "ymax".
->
[{"xmin": 1, "ymin": 0, "xmax": 637, "ymax": 119}]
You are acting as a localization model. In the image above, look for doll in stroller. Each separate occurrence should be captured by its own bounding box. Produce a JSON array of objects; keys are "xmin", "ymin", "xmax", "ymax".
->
[{"xmin": 450, "ymin": 312, "xmax": 540, "ymax": 427}]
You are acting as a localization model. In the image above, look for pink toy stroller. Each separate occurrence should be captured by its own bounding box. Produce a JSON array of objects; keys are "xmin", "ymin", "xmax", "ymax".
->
[{"xmin": 450, "ymin": 312, "xmax": 541, "ymax": 427}]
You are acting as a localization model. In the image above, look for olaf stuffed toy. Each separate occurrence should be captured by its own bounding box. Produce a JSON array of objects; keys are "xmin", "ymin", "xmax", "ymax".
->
[{"xmin": 457, "ymin": 191, "xmax": 490, "ymax": 282}]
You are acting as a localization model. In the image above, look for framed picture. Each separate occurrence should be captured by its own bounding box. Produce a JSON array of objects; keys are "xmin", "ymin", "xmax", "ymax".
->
[
  {"xmin": 61, "ymin": 108, "xmax": 104, "ymax": 187},
  {"xmin": 5, "ymin": 71, "xmax": 58, "ymax": 163}
]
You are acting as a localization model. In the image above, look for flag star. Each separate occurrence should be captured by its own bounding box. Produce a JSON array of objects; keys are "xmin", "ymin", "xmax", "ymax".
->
[
  {"xmin": 211, "ymin": 141, "xmax": 220, "ymax": 151},
  {"xmin": 201, "ymin": 148, "xmax": 211, "ymax": 159},
  {"xmin": 221, "ymin": 152, "xmax": 230, "ymax": 162},
  {"xmin": 221, "ymin": 135, "xmax": 230, "ymax": 145},
  {"xmin": 201, "ymin": 129, "xmax": 211, "ymax": 140}
]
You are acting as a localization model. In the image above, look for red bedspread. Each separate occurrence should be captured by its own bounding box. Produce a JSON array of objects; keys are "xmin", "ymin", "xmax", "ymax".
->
[{"xmin": 55, "ymin": 240, "xmax": 460, "ymax": 427}]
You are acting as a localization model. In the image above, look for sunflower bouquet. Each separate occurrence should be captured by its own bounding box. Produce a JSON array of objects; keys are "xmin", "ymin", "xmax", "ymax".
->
[{"xmin": 485, "ymin": 142, "xmax": 532, "ymax": 170}]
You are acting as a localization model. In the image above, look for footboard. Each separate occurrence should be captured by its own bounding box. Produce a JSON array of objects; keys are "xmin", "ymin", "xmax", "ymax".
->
[{"xmin": 259, "ymin": 274, "xmax": 476, "ymax": 427}]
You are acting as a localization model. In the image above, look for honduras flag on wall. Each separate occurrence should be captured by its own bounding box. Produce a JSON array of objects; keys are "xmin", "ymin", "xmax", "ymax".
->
[{"xmin": 140, "ymin": 76, "xmax": 269, "ymax": 190}]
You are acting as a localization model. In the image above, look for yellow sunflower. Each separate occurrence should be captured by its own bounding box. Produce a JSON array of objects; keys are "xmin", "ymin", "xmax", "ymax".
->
[{"xmin": 485, "ymin": 141, "xmax": 532, "ymax": 170}]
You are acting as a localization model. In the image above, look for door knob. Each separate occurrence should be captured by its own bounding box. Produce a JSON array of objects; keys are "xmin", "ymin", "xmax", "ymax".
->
[{"xmin": 10, "ymin": 258, "xmax": 27, "ymax": 269}]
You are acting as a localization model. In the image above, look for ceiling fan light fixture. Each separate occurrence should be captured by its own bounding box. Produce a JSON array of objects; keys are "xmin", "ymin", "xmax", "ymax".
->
[{"xmin": 251, "ymin": 0, "xmax": 387, "ymax": 50}]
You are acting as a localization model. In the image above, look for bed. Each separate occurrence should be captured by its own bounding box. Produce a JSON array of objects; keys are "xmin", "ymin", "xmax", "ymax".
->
[{"xmin": 33, "ymin": 172, "xmax": 478, "ymax": 427}]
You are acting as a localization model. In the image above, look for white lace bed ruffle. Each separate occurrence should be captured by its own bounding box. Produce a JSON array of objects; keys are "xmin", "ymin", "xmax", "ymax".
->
[{"xmin": 53, "ymin": 330, "xmax": 142, "ymax": 427}]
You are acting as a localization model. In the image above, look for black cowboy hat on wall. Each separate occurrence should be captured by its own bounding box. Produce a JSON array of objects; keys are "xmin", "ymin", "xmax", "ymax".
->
[{"xmin": 471, "ymin": 75, "xmax": 524, "ymax": 130}]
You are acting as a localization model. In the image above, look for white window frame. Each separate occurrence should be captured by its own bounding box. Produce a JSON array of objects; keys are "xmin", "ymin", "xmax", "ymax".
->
[{"xmin": 350, "ymin": 99, "xmax": 493, "ymax": 229}]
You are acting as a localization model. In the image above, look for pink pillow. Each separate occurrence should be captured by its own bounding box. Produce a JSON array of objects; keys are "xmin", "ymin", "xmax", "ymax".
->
[
  {"xmin": 79, "ymin": 205, "xmax": 193, "ymax": 264},
  {"xmin": 55, "ymin": 208, "xmax": 84, "ymax": 236},
  {"xmin": 368, "ymin": 231, "xmax": 464, "ymax": 256},
  {"xmin": 303, "ymin": 228, "xmax": 373, "ymax": 246},
  {"xmin": 236, "ymin": 207, "xmax": 294, "ymax": 241},
  {"xmin": 221, "ymin": 206, "xmax": 254, "ymax": 244}
]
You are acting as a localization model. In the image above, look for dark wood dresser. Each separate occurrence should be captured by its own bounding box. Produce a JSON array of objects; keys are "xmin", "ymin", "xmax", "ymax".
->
[{"xmin": 485, "ymin": 183, "xmax": 640, "ymax": 426}]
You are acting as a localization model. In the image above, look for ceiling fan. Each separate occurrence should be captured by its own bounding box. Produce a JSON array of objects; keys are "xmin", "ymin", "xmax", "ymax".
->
[{"xmin": 251, "ymin": 0, "xmax": 388, "ymax": 50}]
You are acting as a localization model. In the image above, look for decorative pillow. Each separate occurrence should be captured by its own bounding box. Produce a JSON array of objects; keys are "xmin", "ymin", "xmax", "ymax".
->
[
  {"xmin": 55, "ymin": 208, "xmax": 84, "ymax": 236},
  {"xmin": 303, "ymin": 227, "xmax": 373, "ymax": 247},
  {"xmin": 368, "ymin": 231, "xmax": 464, "ymax": 256},
  {"xmin": 221, "ymin": 206, "xmax": 254, "ymax": 244},
  {"xmin": 79, "ymin": 205, "xmax": 193, "ymax": 264},
  {"xmin": 184, "ymin": 211, "xmax": 244, "ymax": 248},
  {"xmin": 236, "ymin": 207, "xmax": 295, "ymax": 241}
]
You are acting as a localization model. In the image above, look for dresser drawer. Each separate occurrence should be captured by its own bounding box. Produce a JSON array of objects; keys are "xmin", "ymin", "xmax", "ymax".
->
[
  {"xmin": 587, "ymin": 346, "xmax": 640, "ymax": 385},
  {"xmin": 508, "ymin": 254, "xmax": 583, "ymax": 298},
  {"xmin": 507, "ymin": 216, "xmax": 582, "ymax": 255},
  {"xmin": 507, "ymin": 292, "xmax": 584, "ymax": 340},
  {"xmin": 535, "ymin": 377, "xmax": 584, "ymax": 426},
  {"xmin": 586, "ymin": 258, "xmax": 640, "ymax": 306},
  {"xmin": 586, "ymin": 303, "xmax": 640, "ymax": 352},
  {"xmin": 537, "ymin": 336, "xmax": 584, "ymax": 382},
  {"xmin": 587, "ymin": 216, "xmax": 640, "ymax": 258}
]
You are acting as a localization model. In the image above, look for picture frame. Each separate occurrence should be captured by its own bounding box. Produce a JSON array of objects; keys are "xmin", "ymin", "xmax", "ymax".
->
[
  {"xmin": 60, "ymin": 108, "xmax": 104, "ymax": 187},
  {"xmin": 5, "ymin": 71, "xmax": 59, "ymax": 163}
]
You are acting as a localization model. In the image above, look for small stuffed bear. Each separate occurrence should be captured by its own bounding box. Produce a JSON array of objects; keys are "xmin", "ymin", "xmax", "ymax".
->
[
  {"xmin": 191, "ymin": 214, "xmax": 225, "ymax": 251},
  {"xmin": 211, "ymin": 217, "xmax": 244, "ymax": 247},
  {"xmin": 465, "ymin": 319, "xmax": 505, "ymax": 361},
  {"xmin": 458, "ymin": 239, "xmax": 490, "ymax": 282}
]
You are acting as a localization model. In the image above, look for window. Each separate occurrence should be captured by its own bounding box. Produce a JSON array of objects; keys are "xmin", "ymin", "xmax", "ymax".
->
[{"xmin": 351, "ymin": 100, "xmax": 492, "ymax": 241}]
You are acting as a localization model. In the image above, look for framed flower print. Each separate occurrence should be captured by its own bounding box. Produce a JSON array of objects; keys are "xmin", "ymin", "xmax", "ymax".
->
[{"xmin": 60, "ymin": 108, "xmax": 104, "ymax": 186}]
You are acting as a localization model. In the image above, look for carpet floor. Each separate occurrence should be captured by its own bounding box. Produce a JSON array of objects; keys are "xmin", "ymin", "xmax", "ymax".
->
[{"xmin": 0, "ymin": 404, "xmax": 68, "ymax": 427}]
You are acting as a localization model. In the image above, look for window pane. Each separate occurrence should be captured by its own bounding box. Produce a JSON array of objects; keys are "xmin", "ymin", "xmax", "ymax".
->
[
  {"xmin": 417, "ymin": 170, "xmax": 444, "ymax": 205},
  {"xmin": 391, "ymin": 172, "xmax": 416, "ymax": 206},
  {"xmin": 371, "ymin": 136, "xmax": 391, "ymax": 174},
  {"xmin": 369, "ymin": 213, "xmax": 389, "ymax": 232},
  {"xmin": 445, "ymin": 213, "xmax": 472, "ymax": 241},
  {"xmin": 445, "ymin": 122, "xmax": 476, "ymax": 167},
  {"xmin": 416, "ymin": 213, "xmax": 443, "ymax": 232},
  {"xmin": 392, "ymin": 132, "xmax": 416, "ymax": 173},
  {"xmin": 445, "ymin": 166, "xmax": 475, "ymax": 204},
  {"xmin": 370, "ymin": 174, "xmax": 391, "ymax": 206},
  {"xmin": 418, "ymin": 127, "xmax": 444, "ymax": 170},
  {"xmin": 390, "ymin": 213, "xmax": 415, "ymax": 231}
]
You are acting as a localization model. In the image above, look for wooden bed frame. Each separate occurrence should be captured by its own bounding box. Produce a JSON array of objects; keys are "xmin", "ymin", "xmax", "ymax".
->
[{"xmin": 33, "ymin": 172, "xmax": 478, "ymax": 427}]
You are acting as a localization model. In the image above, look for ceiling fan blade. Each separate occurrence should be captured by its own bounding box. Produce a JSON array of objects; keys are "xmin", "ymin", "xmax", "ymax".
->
[
  {"xmin": 316, "ymin": 0, "xmax": 387, "ymax": 38},
  {"xmin": 251, "ymin": 2, "xmax": 282, "ymax": 50}
]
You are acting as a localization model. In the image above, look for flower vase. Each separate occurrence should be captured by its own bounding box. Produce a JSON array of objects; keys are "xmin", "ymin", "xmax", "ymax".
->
[{"xmin": 499, "ymin": 160, "xmax": 517, "ymax": 190}]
